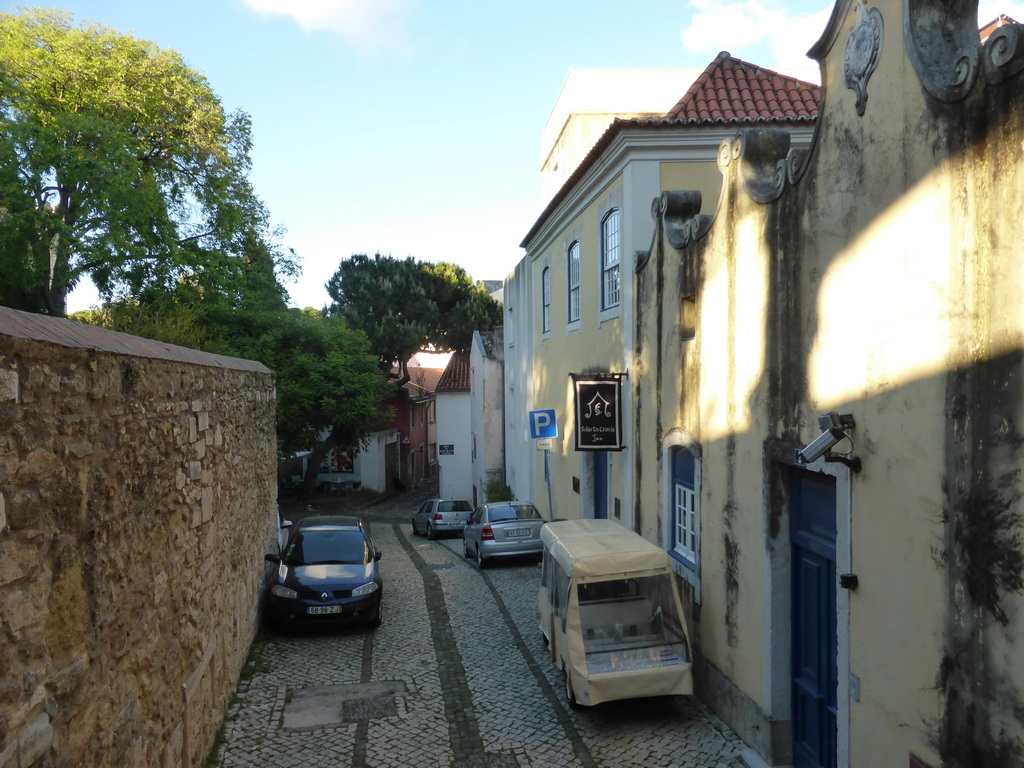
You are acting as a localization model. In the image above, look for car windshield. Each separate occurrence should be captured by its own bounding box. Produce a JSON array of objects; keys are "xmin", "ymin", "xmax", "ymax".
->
[
  {"xmin": 489, "ymin": 504, "xmax": 541, "ymax": 523},
  {"xmin": 283, "ymin": 528, "xmax": 369, "ymax": 565},
  {"xmin": 439, "ymin": 500, "xmax": 473, "ymax": 512}
]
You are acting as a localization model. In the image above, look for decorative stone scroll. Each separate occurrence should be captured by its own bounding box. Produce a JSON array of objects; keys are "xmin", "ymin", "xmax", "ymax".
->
[
  {"xmin": 720, "ymin": 129, "xmax": 794, "ymax": 205},
  {"xmin": 904, "ymin": 0, "xmax": 980, "ymax": 102},
  {"xmin": 982, "ymin": 21, "xmax": 1024, "ymax": 85},
  {"xmin": 657, "ymin": 190, "xmax": 712, "ymax": 251},
  {"xmin": 844, "ymin": 0, "xmax": 884, "ymax": 115}
]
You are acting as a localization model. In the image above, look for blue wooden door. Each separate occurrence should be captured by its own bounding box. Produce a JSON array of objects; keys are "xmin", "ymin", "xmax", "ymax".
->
[
  {"xmin": 593, "ymin": 451, "xmax": 608, "ymax": 519},
  {"xmin": 791, "ymin": 472, "xmax": 838, "ymax": 768}
]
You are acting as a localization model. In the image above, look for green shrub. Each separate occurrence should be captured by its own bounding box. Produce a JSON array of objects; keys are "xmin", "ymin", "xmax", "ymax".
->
[{"xmin": 484, "ymin": 478, "xmax": 513, "ymax": 502}]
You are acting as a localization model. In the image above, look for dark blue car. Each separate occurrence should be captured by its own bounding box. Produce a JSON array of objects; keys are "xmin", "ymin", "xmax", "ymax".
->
[{"xmin": 265, "ymin": 515, "xmax": 383, "ymax": 628}]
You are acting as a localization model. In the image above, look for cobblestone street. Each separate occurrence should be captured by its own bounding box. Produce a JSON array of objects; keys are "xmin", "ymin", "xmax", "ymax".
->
[{"xmin": 214, "ymin": 488, "xmax": 748, "ymax": 768}]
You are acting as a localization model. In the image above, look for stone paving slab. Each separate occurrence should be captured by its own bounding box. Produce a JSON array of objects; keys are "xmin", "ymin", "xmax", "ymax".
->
[{"xmin": 213, "ymin": 490, "xmax": 749, "ymax": 768}]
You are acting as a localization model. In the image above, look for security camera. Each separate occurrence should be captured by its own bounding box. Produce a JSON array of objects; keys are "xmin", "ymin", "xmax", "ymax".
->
[{"xmin": 795, "ymin": 427, "xmax": 846, "ymax": 464}]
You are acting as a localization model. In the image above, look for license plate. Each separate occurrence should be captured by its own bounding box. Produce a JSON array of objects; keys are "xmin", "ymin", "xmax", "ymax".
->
[
  {"xmin": 505, "ymin": 528, "xmax": 530, "ymax": 538},
  {"xmin": 307, "ymin": 605, "xmax": 341, "ymax": 615}
]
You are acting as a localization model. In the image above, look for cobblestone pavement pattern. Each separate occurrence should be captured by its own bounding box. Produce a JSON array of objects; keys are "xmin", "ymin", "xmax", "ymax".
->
[{"xmin": 215, "ymin": 487, "xmax": 748, "ymax": 768}]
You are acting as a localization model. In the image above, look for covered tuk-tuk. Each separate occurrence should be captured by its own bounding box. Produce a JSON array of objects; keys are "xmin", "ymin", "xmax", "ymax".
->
[{"xmin": 539, "ymin": 519, "xmax": 693, "ymax": 707}]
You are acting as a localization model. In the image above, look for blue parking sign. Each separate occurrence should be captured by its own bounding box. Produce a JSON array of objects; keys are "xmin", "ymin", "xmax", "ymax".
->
[{"xmin": 529, "ymin": 409, "xmax": 557, "ymax": 439}]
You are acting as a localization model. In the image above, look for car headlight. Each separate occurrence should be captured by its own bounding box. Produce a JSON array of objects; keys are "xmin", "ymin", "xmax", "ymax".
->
[
  {"xmin": 271, "ymin": 585, "xmax": 298, "ymax": 599},
  {"xmin": 352, "ymin": 581, "xmax": 379, "ymax": 597}
]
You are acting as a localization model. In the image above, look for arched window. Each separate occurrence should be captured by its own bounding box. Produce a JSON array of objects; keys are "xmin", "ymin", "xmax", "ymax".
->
[
  {"xmin": 601, "ymin": 209, "xmax": 621, "ymax": 309},
  {"xmin": 671, "ymin": 447, "xmax": 698, "ymax": 568},
  {"xmin": 567, "ymin": 241, "xmax": 581, "ymax": 323},
  {"xmin": 541, "ymin": 266, "xmax": 551, "ymax": 334}
]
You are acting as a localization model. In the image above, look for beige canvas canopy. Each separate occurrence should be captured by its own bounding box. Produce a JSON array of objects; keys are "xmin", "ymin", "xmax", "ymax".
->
[{"xmin": 540, "ymin": 519, "xmax": 672, "ymax": 580}]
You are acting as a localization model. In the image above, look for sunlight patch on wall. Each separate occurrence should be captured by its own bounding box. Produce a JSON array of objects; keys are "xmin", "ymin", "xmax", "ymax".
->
[{"xmin": 810, "ymin": 176, "xmax": 954, "ymax": 407}]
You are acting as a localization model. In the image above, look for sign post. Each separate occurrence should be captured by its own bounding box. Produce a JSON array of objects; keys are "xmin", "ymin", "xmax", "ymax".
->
[
  {"xmin": 571, "ymin": 374, "xmax": 624, "ymax": 451},
  {"xmin": 528, "ymin": 409, "xmax": 558, "ymax": 520}
]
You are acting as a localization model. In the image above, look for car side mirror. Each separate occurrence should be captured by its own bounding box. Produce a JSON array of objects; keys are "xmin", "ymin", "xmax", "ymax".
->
[
  {"xmin": 265, "ymin": 553, "xmax": 281, "ymax": 563},
  {"xmin": 281, "ymin": 519, "xmax": 292, "ymax": 528},
  {"xmin": 374, "ymin": 550, "xmax": 382, "ymax": 561}
]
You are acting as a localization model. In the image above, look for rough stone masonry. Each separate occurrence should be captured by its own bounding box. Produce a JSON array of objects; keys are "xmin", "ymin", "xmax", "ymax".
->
[{"xmin": 0, "ymin": 307, "xmax": 278, "ymax": 768}]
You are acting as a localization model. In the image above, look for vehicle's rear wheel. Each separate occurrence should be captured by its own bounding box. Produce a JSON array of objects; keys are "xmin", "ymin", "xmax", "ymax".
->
[
  {"xmin": 476, "ymin": 547, "xmax": 487, "ymax": 569},
  {"xmin": 565, "ymin": 671, "xmax": 579, "ymax": 708},
  {"xmin": 427, "ymin": 524, "xmax": 437, "ymax": 540}
]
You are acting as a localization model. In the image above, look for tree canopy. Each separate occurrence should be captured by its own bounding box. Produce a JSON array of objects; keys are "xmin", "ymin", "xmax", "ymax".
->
[
  {"xmin": 220, "ymin": 308, "xmax": 393, "ymax": 462},
  {"xmin": 325, "ymin": 253, "xmax": 502, "ymax": 382},
  {"xmin": 0, "ymin": 8, "xmax": 295, "ymax": 315}
]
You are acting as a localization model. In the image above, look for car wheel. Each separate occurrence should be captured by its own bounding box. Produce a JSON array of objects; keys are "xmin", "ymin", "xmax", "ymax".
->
[
  {"xmin": 367, "ymin": 603, "xmax": 382, "ymax": 628},
  {"xmin": 475, "ymin": 546, "xmax": 487, "ymax": 570},
  {"xmin": 411, "ymin": 518, "xmax": 419, "ymax": 536},
  {"xmin": 565, "ymin": 671, "xmax": 580, "ymax": 709},
  {"xmin": 427, "ymin": 524, "xmax": 437, "ymax": 540},
  {"xmin": 463, "ymin": 538, "xmax": 471, "ymax": 558}
]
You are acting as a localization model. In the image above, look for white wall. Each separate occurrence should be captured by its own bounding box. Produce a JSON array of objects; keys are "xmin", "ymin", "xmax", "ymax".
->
[
  {"xmin": 436, "ymin": 390, "xmax": 472, "ymax": 500},
  {"xmin": 471, "ymin": 330, "xmax": 505, "ymax": 504},
  {"xmin": 502, "ymin": 259, "xmax": 536, "ymax": 505}
]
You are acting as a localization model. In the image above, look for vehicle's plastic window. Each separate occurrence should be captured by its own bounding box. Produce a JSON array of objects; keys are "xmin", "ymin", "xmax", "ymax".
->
[
  {"xmin": 554, "ymin": 561, "xmax": 571, "ymax": 632},
  {"xmin": 284, "ymin": 530, "xmax": 368, "ymax": 565},
  {"xmin": 576, "ymin": 575, "xmax": 689, "ymax": 673}
]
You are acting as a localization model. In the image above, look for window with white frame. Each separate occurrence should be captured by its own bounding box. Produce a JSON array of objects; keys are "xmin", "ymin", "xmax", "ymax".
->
[
  {"xmin": 541, "ymin": 267, "xmax": 551, "ymax": 333},
  {"xmin": 601, "ymin": 209, "xmax": 621, "ymax": 309},
  {"xmin": 671, "ymin": 447, "xmax": 698, "ymax": 568},
  {"xmin": 567, "ymin": 241, "xmax": 580, "ymax": 323}
]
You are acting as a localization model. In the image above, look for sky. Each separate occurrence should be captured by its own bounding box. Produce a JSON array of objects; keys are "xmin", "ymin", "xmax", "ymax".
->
[{"xmin": 5, "ymin": 0, "xmax": 1019, "ymax": 312}]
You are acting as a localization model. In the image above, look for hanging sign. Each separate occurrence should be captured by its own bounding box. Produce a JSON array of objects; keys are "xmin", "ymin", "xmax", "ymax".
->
[{"xmin": 572, "ymin": 373, "xmax": 624, "ymax": 451}]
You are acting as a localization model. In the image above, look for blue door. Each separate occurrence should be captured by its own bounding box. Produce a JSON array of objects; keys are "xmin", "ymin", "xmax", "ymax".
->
[
  {"xmin": 593, "ymin": 451, "xmax": 608, "ymax": 519},
  {"xmin": 791, "ymin": 472, "xmax": 838, "ymax": 768}
]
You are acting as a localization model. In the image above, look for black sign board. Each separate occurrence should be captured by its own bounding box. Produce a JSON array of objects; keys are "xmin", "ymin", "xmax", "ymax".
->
[
  {"xmin": 439, "ymin": 444, "xmax": 454, "ymax": 455},
  {"xmin": 572, "ymin": 374, "xmax": 624, "ymax": 451}
]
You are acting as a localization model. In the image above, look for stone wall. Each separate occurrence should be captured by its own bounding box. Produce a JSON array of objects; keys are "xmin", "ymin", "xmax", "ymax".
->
[{"xmin": 0, "ymin": 307, "xmax": 278, "ymax": 768}]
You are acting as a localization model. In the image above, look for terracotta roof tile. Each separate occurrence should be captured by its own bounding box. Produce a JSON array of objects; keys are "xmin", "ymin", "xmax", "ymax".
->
[
  {"xmin": 392, "ymin": 362, "xmax": 446, "ymax": 393},
  {"xmin": 521, "ymin": 53, "xmax": 820, "ymax": 248},
  {"xmin": 436, "ymin": 351, "xmax": 471, "ymax": 392},
  {"xmin": 663, "ymin": 52, "xmax": 819, "ymax": 124}
]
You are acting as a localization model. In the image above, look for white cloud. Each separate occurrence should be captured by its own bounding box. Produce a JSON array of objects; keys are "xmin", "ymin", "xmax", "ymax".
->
[
  {"xmin": 681, "ymin": 1, "xmax": 834, "ymax": 74},
  {"xmin": 241, "ymin": 0, "xmax": 420, "ymax": 52}
]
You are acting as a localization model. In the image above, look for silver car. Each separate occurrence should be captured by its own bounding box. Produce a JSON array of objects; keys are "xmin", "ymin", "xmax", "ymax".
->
[
  {"xmin": 411, "ymin": 498, "xmax": 474, "ymax": 539},
  {"xmin": 463, "ymin": 501, "xmax": 545, "ymax": 569}
]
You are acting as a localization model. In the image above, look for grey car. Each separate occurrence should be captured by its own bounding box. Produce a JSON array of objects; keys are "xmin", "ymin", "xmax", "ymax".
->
[
  {"xmin": 411, "ymin": 498, "xmax": 474, "ymax": 539},
  {"xmin": 463, "ymin": 501, "xmax": 545, "ymax": 569}
]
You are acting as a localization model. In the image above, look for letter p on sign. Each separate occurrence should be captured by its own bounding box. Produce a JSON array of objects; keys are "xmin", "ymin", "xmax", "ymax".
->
[{"xmin": 529, "ymin": 409, "xmax": 557, "ymax": 439}]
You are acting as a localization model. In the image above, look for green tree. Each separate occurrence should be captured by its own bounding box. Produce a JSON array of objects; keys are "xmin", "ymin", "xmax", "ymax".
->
[
  {"xmin": 325, "ymin": 253, "xmax": 502, "ymax": 383},
  {"xmin": 0, "ymin": 8, "xmax": 294, "ymax": 315},
  {"xmin": 225, "ymin": 308, "xmax": 393, "ymax": 489}
]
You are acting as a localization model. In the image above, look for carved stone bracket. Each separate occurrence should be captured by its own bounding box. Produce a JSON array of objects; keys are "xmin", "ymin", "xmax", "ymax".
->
[
  {"xmin": 904, "ymin": 0, "xmax": 980, "ymax": 102},
  {"xmin": 720, "ymin": 129, "xmax": 794, "ymax": 205},
  {"xmin": 657, "ymin": 190, "xmax": 712, "ymax": 251},
  {"xmin": 843, "ymin": 0, "xmax": 884, "ymax": 115},
  {"xmin": 982, "ymin": 21, "xmax": 1024, "ymax": 85}
]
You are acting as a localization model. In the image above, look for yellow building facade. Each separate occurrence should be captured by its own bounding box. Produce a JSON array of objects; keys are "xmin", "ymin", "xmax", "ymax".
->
[
  {"xmin": 634, "ymin": 3, "xmax": 1024, "ymax": 767},
  {"xmin": 511, "ymin": 58, "xmax": 818, "ymax": 531}
]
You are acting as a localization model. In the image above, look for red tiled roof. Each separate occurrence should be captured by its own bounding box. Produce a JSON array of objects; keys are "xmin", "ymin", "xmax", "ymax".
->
[
  {"xmin": 663, "ymin": 52, "xmax": 818, "ymax": 123},
  {"xmin": 391, "ymin": 363, "xmax": 446, "ymax": 394},
  {"xmin": 521, "ymin": 53, "xmax": 820, "ymax": 248},
  {"xmin": 436, "ymin": 352, "xmax": 471, "ymax": 392},
  {"xmin": 981, "ymin": 15, "xmax": 1019, "ymax": 43}
]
